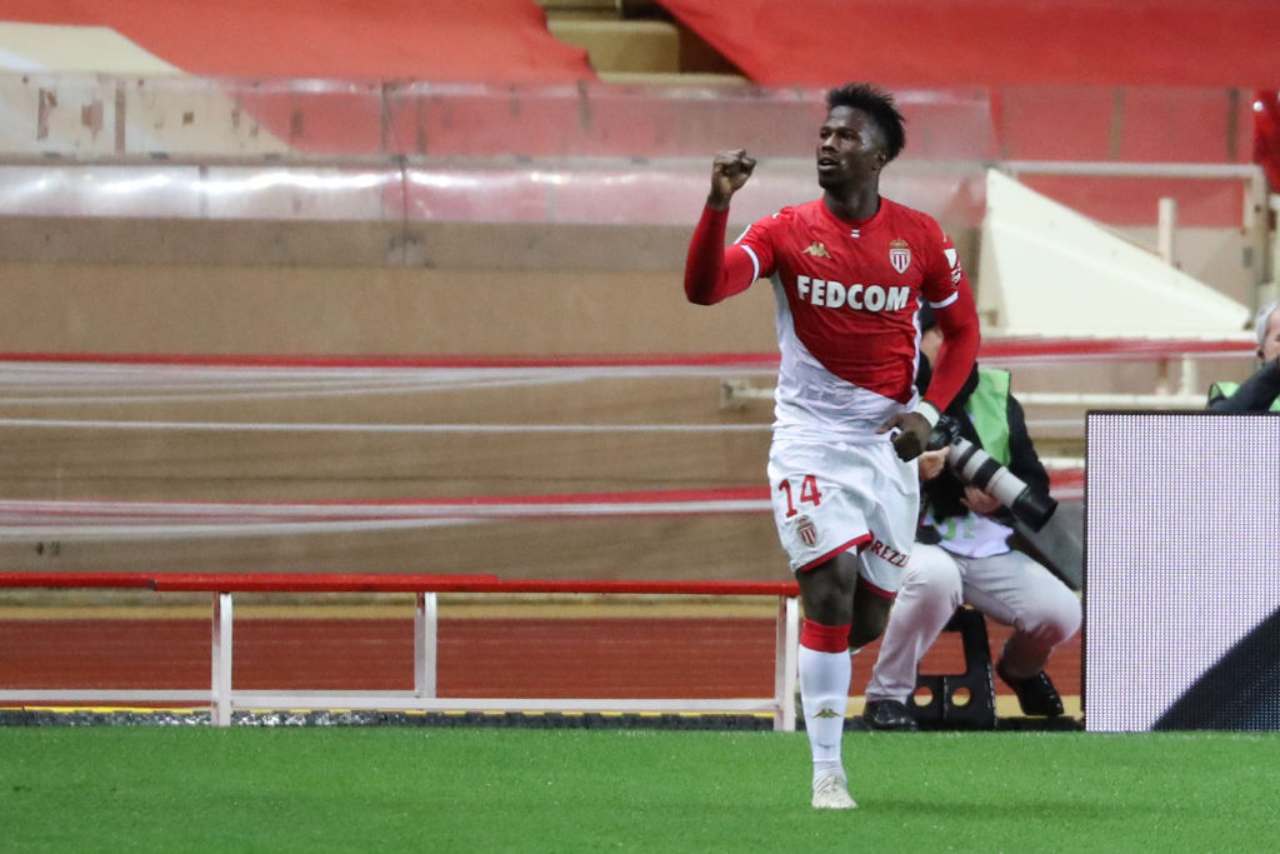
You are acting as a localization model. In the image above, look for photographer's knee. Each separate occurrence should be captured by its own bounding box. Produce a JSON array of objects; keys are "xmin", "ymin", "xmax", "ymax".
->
[
  {"xmin": 1022, "ymin": 591, "xmax": 1082, "ymax": 646},
  {"xmin": 904, "ymin": 546, "xmax": 963, "ymax": 606}
]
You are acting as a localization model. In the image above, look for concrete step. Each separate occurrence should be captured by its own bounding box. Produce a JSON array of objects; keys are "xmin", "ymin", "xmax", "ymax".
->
[
  {"xmin": 546, "ymin": 11, "xmax": 742, "ymax": 76},
  {"xmin": 598, "ymin": 71, "xmax": 749, "ymax": 88},
  {"xmin": 548, "ymin": 18, "xmax": 681, "ymax": 74}
]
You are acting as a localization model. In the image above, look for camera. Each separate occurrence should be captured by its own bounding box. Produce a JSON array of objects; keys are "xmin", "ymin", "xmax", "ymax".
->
[{"xmin": 927, "ymin": 415, "xmax": 1057, "ymax": 531}]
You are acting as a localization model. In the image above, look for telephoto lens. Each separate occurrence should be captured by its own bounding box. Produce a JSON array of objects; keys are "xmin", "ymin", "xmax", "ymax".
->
[
  {"xmin": 927, "ymin": 415, "xmax": 1058, "ymax": 531},
  {"xmin": 946, "ymin": 435, "xmax": 1057, "ymax": 530}
]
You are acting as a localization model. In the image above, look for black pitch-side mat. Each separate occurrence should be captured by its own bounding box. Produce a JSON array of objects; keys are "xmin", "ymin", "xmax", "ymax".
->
[
  {"xmin": 0, "ymin": 708, "xmax": 1082, "ymax": 731},
  {"xmin": 0, "ymin": 709, "xmax": 779, "ymax": 730}
]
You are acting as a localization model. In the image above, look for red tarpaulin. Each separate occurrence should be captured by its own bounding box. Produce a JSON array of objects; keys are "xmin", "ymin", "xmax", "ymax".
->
[
  {"xmin": 657, "ymin": 0, "xmax": 1280, "ymax": 88},
  {"xmin": 1, "ymin": 0, "xmax": 594, "ymax": 82}
]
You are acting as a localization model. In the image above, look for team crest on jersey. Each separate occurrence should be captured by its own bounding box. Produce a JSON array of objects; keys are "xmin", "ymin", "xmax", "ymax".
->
[
  {"xmin": 888, "ymin": 239, "xmax": 912, "ymax": 274},
  {"xmin": 803, "ymin": 242, "xmax": 831, "ymax": 259},
  {"xmin": 795, "ymin": 515, "xmax": 818, "ymax": 547}
]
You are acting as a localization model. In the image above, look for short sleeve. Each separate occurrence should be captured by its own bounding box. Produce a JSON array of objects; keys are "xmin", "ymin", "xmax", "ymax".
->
[
  {"xmin": 921, "ymin": 223, "xmax": 966, "ymax": 309},
  {"xmin": 732, "ymin": 212, "xmax": 782, "ymax": 281}
]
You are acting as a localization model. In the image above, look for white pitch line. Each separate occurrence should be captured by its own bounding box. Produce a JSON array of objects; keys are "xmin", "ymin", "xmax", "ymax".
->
[
  {"xmin": 0, "ymin": 418, "xmax": 771, "ymax": 434},
  {"xmin": 0, "ymin": 366, "xmax": 778, "ymax": 406},
  {"xmin": 0, "ymin": 517, "xmax": 493, "ymax": 541},
  {"xmin": 0, "ymin": 498, "xmax": 773, "ymax": 541},
  {"xmin": 0, "ymin": 376, "xmax": 580, "ymax": 405},
  {"xmin": 0, "ymin": 498, "xmax": 772, "ymax": 519}
]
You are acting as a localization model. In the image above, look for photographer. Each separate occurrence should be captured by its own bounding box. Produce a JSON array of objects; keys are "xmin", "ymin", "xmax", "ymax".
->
[
  {"xmin": 862, "ymin": 307, "xmax": 1081, "ymax": 730},
  {"xmin": 1207, "ymin": 301, "xmax": 1280, "ymax": 412}
]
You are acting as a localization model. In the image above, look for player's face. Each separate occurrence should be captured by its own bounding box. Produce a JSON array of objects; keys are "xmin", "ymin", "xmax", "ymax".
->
[
  {"xmin": 1261, "ymin": 308, "xmax": 1280, "ymax": 362},
  {"xmin": 816, "ymin": 106, "xmax": 887, "ymax": 190}
]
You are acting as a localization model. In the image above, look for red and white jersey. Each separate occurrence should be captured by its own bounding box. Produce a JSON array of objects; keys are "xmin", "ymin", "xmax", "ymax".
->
[{"xmin": 734, "ymin": 197, "xmax": 966, "ymax": 442}]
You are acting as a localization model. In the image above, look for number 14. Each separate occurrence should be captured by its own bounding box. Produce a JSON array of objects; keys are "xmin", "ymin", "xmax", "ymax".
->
[{"xmin": 778, "ymin": 474, "xmax": 823, "ymax": 518}]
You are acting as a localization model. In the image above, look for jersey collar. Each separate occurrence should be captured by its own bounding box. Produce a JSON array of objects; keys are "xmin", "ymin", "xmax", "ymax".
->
[{"xmin": 818, "ymin": 195, "xmax": 887, "ymax": 234}]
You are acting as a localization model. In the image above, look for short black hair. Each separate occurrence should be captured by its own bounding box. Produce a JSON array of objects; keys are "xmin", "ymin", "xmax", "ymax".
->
[{"xmin": 825, "ymin": 83, "xmax": 906, "ymax": 162}]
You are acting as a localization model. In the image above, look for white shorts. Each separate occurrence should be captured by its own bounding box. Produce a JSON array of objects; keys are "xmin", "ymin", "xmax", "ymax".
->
[{"xmin": 767, "ymin": 437, "xmax": 919, "ymax": 597}]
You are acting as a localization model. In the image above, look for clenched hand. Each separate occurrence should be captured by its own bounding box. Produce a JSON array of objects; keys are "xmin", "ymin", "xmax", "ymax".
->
[
  {"xmin": 708, "ymin": 149, "xmax": 756, "ymax": 209},
  {"xmin": 877, "ymin": 411, "xmax": 932, "ymax": 462}
]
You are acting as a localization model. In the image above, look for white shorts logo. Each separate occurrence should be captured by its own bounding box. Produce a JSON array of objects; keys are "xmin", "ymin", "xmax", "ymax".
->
[{"xmin": 889, "ymin": 239, "xmax": 912, "ymax": 275}]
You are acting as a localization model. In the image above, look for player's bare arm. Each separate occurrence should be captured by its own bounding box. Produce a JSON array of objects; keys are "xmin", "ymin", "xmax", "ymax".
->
[{"xmin": 707, "ymin": 149, "xmax": 756, "ymax": 210}]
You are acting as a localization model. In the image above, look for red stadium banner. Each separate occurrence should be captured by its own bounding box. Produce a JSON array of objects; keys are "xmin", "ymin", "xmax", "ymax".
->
[
  {"xmin": 0, "ymin": 0, "xmax": 593, "ymax": 82},
  {"xmin": 656, "ymin": 0, "xmax": 1280, "ymax": 89}
]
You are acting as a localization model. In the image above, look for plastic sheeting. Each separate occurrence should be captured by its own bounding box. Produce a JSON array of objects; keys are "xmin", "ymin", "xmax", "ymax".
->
[
  {"xmin": 0, "ymin": 159, "xmax": 986, "ymax": 227},
  {"xmin": 0, "ymin": 78, "xmax": 1258, "ymax": 228},
  {"xmin": 1, "ymin": 75, "xmax": 995, "ymax": 159},
  {"xmin": 0, "ymin": 77, "xmax": 995, "ymax": 226}
]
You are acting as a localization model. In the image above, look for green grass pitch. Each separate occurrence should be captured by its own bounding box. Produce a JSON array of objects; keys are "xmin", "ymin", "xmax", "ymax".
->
[{"xmin": 2, "ymin": 728, "xmax": 1278, "ymax": 852}]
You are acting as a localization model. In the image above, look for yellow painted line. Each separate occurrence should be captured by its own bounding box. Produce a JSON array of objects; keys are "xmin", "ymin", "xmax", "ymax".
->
[
  {"xmin": 0, "ymin": 706, "xmax": 204, "ymax": 714},
  {"xmin": 0, "ymin": 602, "xmax": 778, "ymax": 621}
]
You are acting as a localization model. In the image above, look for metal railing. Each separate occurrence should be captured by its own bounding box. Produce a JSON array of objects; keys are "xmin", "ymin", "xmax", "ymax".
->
[{"xmin": 0, "ymin": 572, "xmax": 802, "ymax": 730}]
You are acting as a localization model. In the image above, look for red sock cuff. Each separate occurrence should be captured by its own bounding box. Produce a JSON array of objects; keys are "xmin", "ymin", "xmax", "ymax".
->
[{"xmin": 800, "ymin": 619, "xmax": 851, "ymax": 654}]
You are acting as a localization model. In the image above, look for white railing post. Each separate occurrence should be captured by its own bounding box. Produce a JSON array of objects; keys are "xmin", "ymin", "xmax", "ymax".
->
[
  {"xmin": 1178, "ymin": 355, "xmax": 1200, "ymax": 398},
  {"xmin": 211, "ymin": 592, "xmax": 233, "ymax": 727},
  {"xmin": 773, "ymin": 595, "xmax": 800, "ymax": 732},
  {"xmin": 1157, "ymin": 196, "xmax": 1178, "ymax": 267},
  {"xmin": 414, "ymin": 592, "xmax": 438, "ymax": 700}
]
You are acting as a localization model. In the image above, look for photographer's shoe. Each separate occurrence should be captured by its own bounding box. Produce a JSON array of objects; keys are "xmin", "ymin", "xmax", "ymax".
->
[
  {"xmin": 997, "ymin": 661, "xmax": 1064, "ymax": 717},
  {"xmin": 862, "ymin": 699, "xmax": 919, "ymax": 731}
]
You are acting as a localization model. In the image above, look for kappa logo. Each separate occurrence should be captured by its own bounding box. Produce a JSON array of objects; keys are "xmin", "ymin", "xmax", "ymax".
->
[
  {"xmin": 803, "ymin": 242, "xmax": 831, "ymax": 259},
  {"xmin": 888, "ymin": 239, "xmax": 912, "ymax": 274},
  {"xmin": 796, "ymin": 515, "xmax": 818, "ymax": 547},
  {"xmin": 814, "ymin": 708, "xmax": 841, "ymax": 719}
]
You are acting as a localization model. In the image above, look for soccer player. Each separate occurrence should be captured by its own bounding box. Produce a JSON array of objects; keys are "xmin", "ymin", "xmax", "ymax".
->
[{"xmin": 683, "ymin": 83, "xmax": 980, "ymax": 809}]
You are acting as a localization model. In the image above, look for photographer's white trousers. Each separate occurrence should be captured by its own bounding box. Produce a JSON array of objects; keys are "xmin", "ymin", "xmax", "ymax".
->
[{"xmin": 864, "ymin": 543, "xmax": 1081, "ymax": 703}]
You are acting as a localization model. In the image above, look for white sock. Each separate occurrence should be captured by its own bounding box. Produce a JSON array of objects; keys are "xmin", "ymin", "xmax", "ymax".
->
[{"xmin": 799, "ymin": 644, "xmax": 851, "ymax": 782}]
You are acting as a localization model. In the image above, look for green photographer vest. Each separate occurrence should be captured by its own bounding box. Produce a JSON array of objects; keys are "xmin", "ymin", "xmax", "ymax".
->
[
  {"xmin": 965, "ymin": 367, "xmax": 1012, "ymax": 465},
  {"xmin": 1206, "ymin": 381, "xmax": 1280, "ymax": 412},
  {"xmin": 930, "ymin": 366, "xmax": 1014, "ymax": 552}
]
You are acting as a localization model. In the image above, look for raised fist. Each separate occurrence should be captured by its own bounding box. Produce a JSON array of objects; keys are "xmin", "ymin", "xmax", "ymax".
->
[{"xmin": 708, "ymin": 148, "xmax": 756, "ymax": 209}]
